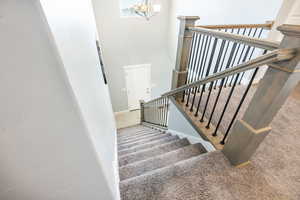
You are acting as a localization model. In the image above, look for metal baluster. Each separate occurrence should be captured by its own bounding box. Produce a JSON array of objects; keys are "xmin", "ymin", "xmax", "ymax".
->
[
  {"xmin": 200, "ymin": 39, "xmax": 226, "ymax": 122},
  {"xmin": 199, "ymin": 36, "xmax": 212, "ymax": 80},
  {"xmin": 188, "ymin": 34, "xmax": 206, "ymax": 112},
  {"xmin": 190, "ymin": 86, "xmax": 198, "ymax": 112},
  {"xmin": 191, "ymin": 34, "xmax": 203, "ymax": 83},
  {"xmin": 187, "ymin": 33, "xmax": 198, "ymax": 84},
  {"xmin": 224, "ymin": 28, "xmax": 244, "ymax": 87},
  {"xmin": 221, "ymin": 67, "xmax": 259, "ymax": 144},
  {"xmin": 181, "ymin": 33, "xmax": 197, "ymax": 103},
  {"xmin": 213, "ymin": 73, "xmax": 240, "ymax": 136},
  {"xmin": 206, "ymin": 78, "xmax": 225, "ymax": 128},
  {"xmin": 195, "ymin": 34, "xmax": 206, "ymax": 81},
  {"xmin": 238, "ymin": 28, "xmax": 263, "ymax": 84},
  {"xmin": 236, "ymin": 43, "xmax": 252, "ymax": 85},
  {"xmin": 194, "ymin": 37, "xmax": 218, "ymax": 117},
  {"xmin": 186, "ymin": 34, "xmax": 201, "ymax": 106},
  {"xmin": 214, "ymin": 29, "xmax": 232, "ymax": 89}
]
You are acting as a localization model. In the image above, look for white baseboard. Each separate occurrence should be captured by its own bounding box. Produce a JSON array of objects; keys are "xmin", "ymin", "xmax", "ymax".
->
[
  {"xmin": 114, "ymin": 109, "xmax": 130, "ymax": 116},
  {"xmin": 168, "ymin": 129, "xmax": 216, "ymax": 152},
  {"xmin": 114, "ymin": 134, "xmax": 121, "ymax": 200}
]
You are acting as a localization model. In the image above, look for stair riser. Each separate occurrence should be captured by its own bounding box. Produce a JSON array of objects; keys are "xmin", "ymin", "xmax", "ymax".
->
[{"xmin": 118, "ymin": 134, "xmax": 171, "ymax": 150}]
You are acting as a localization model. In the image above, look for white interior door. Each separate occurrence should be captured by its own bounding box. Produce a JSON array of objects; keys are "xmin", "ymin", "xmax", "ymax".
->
[{"xmin": 124, "ymin": 64, "xmax": 151, "ymax": 110}]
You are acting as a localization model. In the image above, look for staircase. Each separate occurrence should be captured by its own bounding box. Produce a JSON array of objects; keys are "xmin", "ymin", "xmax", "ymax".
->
[
  {"xmin": 118, "ymin": 17, "xmax": 300, "ymax": 200},
  {"xmin": 118, "ymin": 125, "xmax": 211, "ymax": 200}
]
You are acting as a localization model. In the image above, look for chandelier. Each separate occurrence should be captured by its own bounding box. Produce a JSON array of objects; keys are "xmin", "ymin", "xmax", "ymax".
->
[{"xmin": 131, "ymin": 0, "xmax": 161, "ymax": 20}]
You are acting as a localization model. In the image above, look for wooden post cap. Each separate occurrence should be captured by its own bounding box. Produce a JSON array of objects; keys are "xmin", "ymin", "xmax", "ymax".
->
[{"xmin": 277, "ymin": 24, "xmax": 300, "ymax": 37}]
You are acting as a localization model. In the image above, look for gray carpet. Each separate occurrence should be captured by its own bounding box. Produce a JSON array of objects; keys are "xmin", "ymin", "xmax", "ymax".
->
[{"xmin": 118, "ymin": 83, "xmax": 300, "ymax": 200}]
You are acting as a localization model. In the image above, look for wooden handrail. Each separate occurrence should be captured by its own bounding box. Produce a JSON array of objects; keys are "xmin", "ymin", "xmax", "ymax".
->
[
  {"xmin": 188, "ymin": 27, "xmax": 280, "ymax": 50},
  {"xmin": 143, "ymin": 48, "xmax": 295, "ymax": 105},
  {"xmin": 194, "ymin": 21, "xmax": 274, "ymax": 30},
  {"xmin": 161, "ymin": 48, "xmax": 295, "ymax": 98}
]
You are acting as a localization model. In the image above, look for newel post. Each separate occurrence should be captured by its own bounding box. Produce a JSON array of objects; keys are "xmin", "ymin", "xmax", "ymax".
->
[
  {"xmin": 223, "ymin": 24, "xmax": 300, "ymax": 166},
  {"xmin": 171, "ymin": 16, "xmax": 200, "ymax": 90},
  {"xmin": 140, "ymin": 100, "xmax": 145, "ymax": 124}
]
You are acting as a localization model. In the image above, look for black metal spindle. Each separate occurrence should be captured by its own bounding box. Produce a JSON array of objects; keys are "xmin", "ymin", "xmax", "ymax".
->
[
  {"xmin": 193, "ymin": 34, "xmax": 206, "ymax": 83},
  {"xmin": 190, "ymin": 86, "xmax": 198, "ymax": 112},
  {"xmin": 222, "ymin": 41, "xmax": 238, "ymax": 84},
  {"xmin": 237, "ymin": 44, "xmax": 252, "ymax": 84},
  {"xmin": 213, "ymin": 73, "xmax": 240, "ymax": 136},
  {"xmin": 182, "ymin": 33, "xmax": 197, "ymax": 103},
  {"xmin": 189, "ymin": 34, "xmax": 202, "ymax": 83},
  {"xmin": 200, "ymin": 36, "xmax": 212, "ymax": 79},
  {"xmin": 197, "ymin": 35, "xmax": 211, "ymax": 93},
  {"xmin": 206, "ymin": 78, "xmax": 225, "ymax": 128},
  {"xmin": 191, "ymin": 34, "xmax": 204, "ymax": 83},
  {"xmin": 195, "ymin": 37, "xmax": 218, "ymax": 117},
  {"xmin": 200, "ymin": 39, "xmax": 226, "ymax": 122},
  {"xmin": 185, "ymin": 34, "xmax": 199, "ymax": 107},
  {"xmin": 224, "ymin": 28, "xmax": 244, "ymax": 86},
  {"xmin": 221, "ymin": 67, "xmax": 259, "ymax": 144},
  {"xmin": 238, "ymin": 28, "xmax": 263, "ymax": 84},
  {"xmin": 214, "ymin": 29, "xmax": 232, "ymax": 89}
]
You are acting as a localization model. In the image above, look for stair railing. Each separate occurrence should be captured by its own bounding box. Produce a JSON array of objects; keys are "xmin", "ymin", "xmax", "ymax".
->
[{"xmin": 141, "ymin": 16, "xmax": 300, "ymax": 166}]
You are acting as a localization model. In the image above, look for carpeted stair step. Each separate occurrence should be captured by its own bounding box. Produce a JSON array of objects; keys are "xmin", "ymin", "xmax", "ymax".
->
[
  {"xmin": 118, "ymin": 129, "xmax": 159, "ymax": 140},
  {"xmin": 118, "ymin": 130, "xmax": 164, "ymax": 143},
  {"xmin": 120, "ymin": 151, "xmax": 226, "ymax": 200},
  {"xmin": 118, "ymin": 133, "xmax": 172, "ymax": 151},
  {"xmin": 119, "ymin": 143, "xmax": 207, "ymax": 181},
  {"xmin": 119, "ymin": 138, "xmax": 190, "ymax": 166},
  {"xmin": 118, "ymin": 135, "xmax": 179, "ymax": 156},
  {"xmin": 118, "ymin": 126, "xmax": 151, "ymax": 134},
  {"xmin": 118, "ymin": 131, "xmax": 165, "ymax": 145}
]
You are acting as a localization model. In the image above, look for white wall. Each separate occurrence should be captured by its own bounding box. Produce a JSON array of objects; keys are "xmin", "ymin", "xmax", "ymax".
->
[
  {"xmin": 167, "ymin": 0, "xmax": 283, "ymax": 64},
  {"xmin": 268, "ymin": 0, "xmax": 300, "ymax": 41},
  {"xmin": 0, "ymin": 0, "xmax": 117, "ymax": 199},
  {"xmin": 92, "ymin": 0, "xmax": 173, "ymax": 112}
]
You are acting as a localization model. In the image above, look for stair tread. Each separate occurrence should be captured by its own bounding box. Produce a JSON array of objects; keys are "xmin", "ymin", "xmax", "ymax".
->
[
  {"xmin": 119, "ymin": 143, "xmax": 207, "ymax": 181},
  {"xmin": 119, "ymin": 138, "xmax": 190, "ymax": 166},
  {"xmin": 118, "ymin": 129, "xmax": 160, "ymax": 140},
  {"xmin": 118, "ymin": 131, "xmax": 164, "ymax": 144},
  {"xmin": 118, "ymin": 135, "xmax": 179, "ymax": 156},
  {"xmin": 120, "ymin": 151, "xmax": 225, "ymax": 200},
  {"xmin": 118, "ymin": 133, "xmax": 171, "ymax": 150}
]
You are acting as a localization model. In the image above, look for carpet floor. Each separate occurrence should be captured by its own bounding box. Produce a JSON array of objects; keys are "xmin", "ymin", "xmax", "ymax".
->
[{"xmin": 117, "ymin": 83, "xmax": 300, "ymax": 200}]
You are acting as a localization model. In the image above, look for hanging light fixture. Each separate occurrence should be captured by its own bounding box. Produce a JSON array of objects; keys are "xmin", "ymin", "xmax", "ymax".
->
[{"xmin": 131, "ymin": 0, "xmax": 161, "ymax": 20}]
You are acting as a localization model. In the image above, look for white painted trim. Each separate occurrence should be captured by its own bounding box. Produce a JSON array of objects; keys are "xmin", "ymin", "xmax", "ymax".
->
[
  {"xmin": 123, "ymin": 63, "xmax": 151, "ymax": 70},
  {"xmin": 168, "ymin": 129, "xmax": 216, "ymax": 152},
  {"xmin": 114, "ymin": 109, "xmax": 130, "ymax": 116}
]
